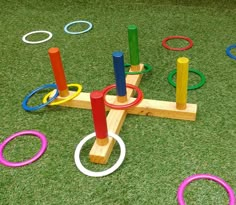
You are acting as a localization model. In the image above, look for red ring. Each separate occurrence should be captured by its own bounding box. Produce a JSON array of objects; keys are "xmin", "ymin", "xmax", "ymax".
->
[
  {"xmin": 162, "ymin": 36, "xmax": 193, "ymax": 51},
  {"xmin": 102, "ymin": 84, "xmax": 143, "ymax": 110}
]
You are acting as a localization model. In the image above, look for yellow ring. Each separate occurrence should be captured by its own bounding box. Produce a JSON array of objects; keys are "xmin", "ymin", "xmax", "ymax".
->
[{"xmin": 42, "ymin": 83, "xmax": 82, "ymax": 106}]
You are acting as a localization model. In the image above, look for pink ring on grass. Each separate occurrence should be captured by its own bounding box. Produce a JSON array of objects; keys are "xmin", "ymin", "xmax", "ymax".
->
[
  {"xmin": 177, "ymin": 174, "xmax": 235, "ymax": 205},
  {"xmin": 0, "ymin": 130, "xmax": 47, "ymax": 168}
]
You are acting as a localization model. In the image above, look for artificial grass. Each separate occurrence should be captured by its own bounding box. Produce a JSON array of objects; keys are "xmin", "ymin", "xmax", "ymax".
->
[{"xmin": 0, "ymin": 0, "xmax": 236, "ymax": 204}]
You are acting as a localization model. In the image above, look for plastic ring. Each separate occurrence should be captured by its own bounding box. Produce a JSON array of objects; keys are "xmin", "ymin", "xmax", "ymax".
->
[
  {"xmin": 22, "ymin": 30, "xmax": 53, "ymax": 44},
  {"xmin": 74, "ymin": 131, "xmax": 126, "ymax": 177},
  {"xmin": 162, "ymin": 36, "xmax": 193, "ymax": 51},
  {"xmin": 64, "ymin": 20, "xmax": 93, "ymax": 35},
  {"xmin": 226, "ymin": 44, "xmax": 236, "ymax": 60},
  {"xmin": 177, "ymin": 174, "xmax": 235, "ymax": 205},
  {"xmin": 42, "ymin": 83, "xmax": 82, "ymax": 105},
  {"xmin": 102, "ymin": 84, "xmax": 143, "ymax": 110},
  {"xmin": 125, "ymin": 63, "xmax": 152, "ymax": 75},
  {"xmin": 168, "ymin": 68, "xmax": 206, "ymax": 90},
  {"xmin": 22, "ymin": 84, "xmax": 59, "ymax": 111},
  {"xmin": 0, "ymin": 130, "xmax": 47, "ymax": 167}
]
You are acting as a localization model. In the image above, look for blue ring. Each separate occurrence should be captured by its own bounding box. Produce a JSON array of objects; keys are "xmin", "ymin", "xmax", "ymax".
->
[
  {"xmin": 226, "ymin": 44, "xmax": 236, "ymax": 60},
  {"xmin": 64, "ymin": 20, "xmax": 93, "ymax": 35},
  {"xmin": 22, "ymin": 84, "xmax": 59, "ymax": 111}
]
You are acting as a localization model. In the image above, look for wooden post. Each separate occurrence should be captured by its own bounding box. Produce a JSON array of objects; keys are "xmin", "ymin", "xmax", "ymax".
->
[
  {"xmin": 176, "ymin": 57, "xmax": 189, "ymax": 110},
  {"xmin": 112, "ymin": 51, "xmax": 128, "ymax": 103},
  {"xmin": 48, "ymin": 47, "xmax": 69, "ymax": 97},
  {"xmin": 128, "ymin": 25, "xmax": 140, "ymax": 71},
  {"xmin": 90, "ymin": 91, "xmax": 109, "ymax": 146}
]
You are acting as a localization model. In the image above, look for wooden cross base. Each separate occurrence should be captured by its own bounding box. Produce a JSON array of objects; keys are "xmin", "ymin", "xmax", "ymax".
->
[
  {"xmin": 49, "ymin": 64, "xmax": 197, "ymax": 164},
  {"xmin": 54, "ymin": 93, "xmax": 197, "ymax": 121}
]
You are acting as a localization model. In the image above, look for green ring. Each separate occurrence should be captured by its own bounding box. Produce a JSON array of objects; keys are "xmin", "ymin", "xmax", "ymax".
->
[
  {"xmin": 167, "ymin": 68, "xmax": 206, "ymax": 90},
  {"xmin": 125, "ymin": 63, "xmax": 152, "ymax": 75}
]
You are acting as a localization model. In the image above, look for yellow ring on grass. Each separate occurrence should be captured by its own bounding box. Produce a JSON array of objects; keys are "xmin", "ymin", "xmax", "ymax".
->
[{"xmin": 42, "ymin": 83, "xmax": 82, "ymax": 105}]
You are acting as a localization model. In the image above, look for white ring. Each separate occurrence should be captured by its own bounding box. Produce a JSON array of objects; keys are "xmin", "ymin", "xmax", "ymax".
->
[
  {"xmin": 22, "ymin": 30, "xmax": 53, "ymax": 44},
  {"xmin": 64, "ymin": 20, "xmax": 93, "ymax": 35},
  {"xmin": 74, "ymin": 131, "xmax": 126, "ymax": 177}
]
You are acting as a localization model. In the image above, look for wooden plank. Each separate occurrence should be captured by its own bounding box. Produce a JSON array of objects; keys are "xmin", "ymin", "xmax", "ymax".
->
[
  {"xmin": 127, "ymin": 99, "xmax": 197, "ymax": 121},
  {"xmin": 50, "ymin": 92, "xmax": 197, "ymax": 121},
  {"xmin": 89, "ymin": 64, "xmax": 144, "ymax": 164}
]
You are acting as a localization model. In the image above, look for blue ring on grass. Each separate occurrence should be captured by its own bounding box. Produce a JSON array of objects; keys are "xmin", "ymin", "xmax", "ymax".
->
[
  {"xmin": 226, "ymin": 44, "xmax": 236, "ymax": 60},
  {"xmin": 64, "ymin": 20, "xmax": 93, "ymax": 35},
  {"xmin": 22, "ymin": 84, "xmax": 59, "ymax": 111}
]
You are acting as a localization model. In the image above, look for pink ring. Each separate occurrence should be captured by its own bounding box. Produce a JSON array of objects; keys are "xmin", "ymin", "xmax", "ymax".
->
[
  {"xmin": 177, "ymin": 174, "xmax": 235, "ymax": 205},
  {"xmin": 0, "ymin": 130, "xmax": 47, "ymax": 167},
  {"xmin": 102, "ymin": 84, "xmax": 143, "ymax": 110}
]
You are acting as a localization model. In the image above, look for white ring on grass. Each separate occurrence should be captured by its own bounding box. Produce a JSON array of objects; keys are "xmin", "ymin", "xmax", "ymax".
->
[
  {"xmin": 74, "ymin": 131, "xmax": 126, "ymax": 177},
  {"xmin": 22, "ymin": 30, "xmax": 53, "ymax": 44},
  {"xmin": 64, "ymin": 20, "xmax": 93, "ymax": 35}
]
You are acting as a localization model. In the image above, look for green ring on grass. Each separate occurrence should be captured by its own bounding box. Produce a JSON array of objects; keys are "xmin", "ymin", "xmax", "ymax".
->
[
  {"xmin": 168, "ymin": 68, "xmax": 206, "ymax": 90},
  {"xmin": 125, "ymin": 63, "xmax": 152, "ymax": 75}
]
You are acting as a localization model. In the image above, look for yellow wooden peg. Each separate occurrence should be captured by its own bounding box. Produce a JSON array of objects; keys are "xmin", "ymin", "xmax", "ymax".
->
[{"xmin": 176, "ymin": 57, "xmax": 189, "ymax": 110}]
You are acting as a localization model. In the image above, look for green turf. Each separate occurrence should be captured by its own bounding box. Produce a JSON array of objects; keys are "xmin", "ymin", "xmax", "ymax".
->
[{"xmin": 0, "ymin": 0, "xmax": 236, "ymax": 204}]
